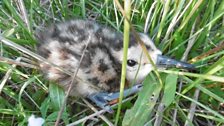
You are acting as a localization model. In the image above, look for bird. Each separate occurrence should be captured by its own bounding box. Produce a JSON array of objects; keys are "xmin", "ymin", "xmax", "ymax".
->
[{"xmin": 36, "ymin": 19, "xmax": 195, "ymax": 112}]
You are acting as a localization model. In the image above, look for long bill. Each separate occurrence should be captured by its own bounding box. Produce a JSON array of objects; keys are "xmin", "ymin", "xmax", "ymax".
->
[{"xmin": 156, "ymin": 55, "xmax": 196, "ymax": 71}]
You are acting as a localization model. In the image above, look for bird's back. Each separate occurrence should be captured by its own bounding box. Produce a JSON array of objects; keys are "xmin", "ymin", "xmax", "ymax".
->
[{"xmin": 36, "ymin": 19, "xmax": 123, "ymax": 96}]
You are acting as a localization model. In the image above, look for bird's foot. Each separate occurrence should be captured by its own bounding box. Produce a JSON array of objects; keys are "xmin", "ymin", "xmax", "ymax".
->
[{"xmin": 87, "ymin": 84, "xmax": 143, "ymax": 113}]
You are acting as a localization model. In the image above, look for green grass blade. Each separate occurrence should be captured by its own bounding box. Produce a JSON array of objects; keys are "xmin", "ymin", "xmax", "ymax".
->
[
  {"xmin": 122, "ymin": 74, "xmax": 162, "ymax": 126},
  {"xmin": 161, "ymin": 74, "xmax": 178, "ymax": 106},
  {"xmin": 49, "ymin": 83, "xmax": 65, "ymax": 111}
]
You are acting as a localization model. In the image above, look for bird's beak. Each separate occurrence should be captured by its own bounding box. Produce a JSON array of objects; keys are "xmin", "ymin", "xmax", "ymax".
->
[{"xmin": 156, "ymin": 55, "xmax": 196, "ymax": 70}]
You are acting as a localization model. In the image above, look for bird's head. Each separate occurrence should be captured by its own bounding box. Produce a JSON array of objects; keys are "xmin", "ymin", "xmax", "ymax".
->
[{"xmin": 112, "ymin": 33, "xmax": 195, "ymax": 84}]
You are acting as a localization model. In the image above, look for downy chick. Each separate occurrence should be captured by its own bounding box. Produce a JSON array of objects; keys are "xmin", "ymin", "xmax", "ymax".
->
[{"xmin": 36, "ymin": 19, "xmax": 194, "ymax": 111}]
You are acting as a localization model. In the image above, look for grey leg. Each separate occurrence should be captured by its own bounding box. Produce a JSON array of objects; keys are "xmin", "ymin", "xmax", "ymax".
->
[{"xmin": 87, "ymin": 84, "xmax": 143, "ymax": 113}]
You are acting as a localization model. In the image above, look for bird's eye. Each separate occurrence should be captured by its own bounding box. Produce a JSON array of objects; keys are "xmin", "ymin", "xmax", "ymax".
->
[{"xmin": 127, "ymin": 59, "xmax": 137, "ymax": 67}]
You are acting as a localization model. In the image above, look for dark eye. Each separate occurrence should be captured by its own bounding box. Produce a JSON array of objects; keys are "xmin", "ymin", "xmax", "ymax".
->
[{"xmin": 127, "ymin": 59, "xmax": 137, "ymax": 67}]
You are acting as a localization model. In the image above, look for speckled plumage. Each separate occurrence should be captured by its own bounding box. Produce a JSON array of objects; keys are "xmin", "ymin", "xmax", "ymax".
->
[{"xmin": 36, "ymin": 19, "xmax": 162, "ymax": 97}]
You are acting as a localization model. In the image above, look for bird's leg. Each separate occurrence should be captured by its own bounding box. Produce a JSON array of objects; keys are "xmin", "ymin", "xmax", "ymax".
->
[
  {"xmin": 87, "ymin": 84, "xmax": 143, "ymax": 113},
  {"xmin": 87, "ymin": 92, "xmax": 114, "ymax": 113}
]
